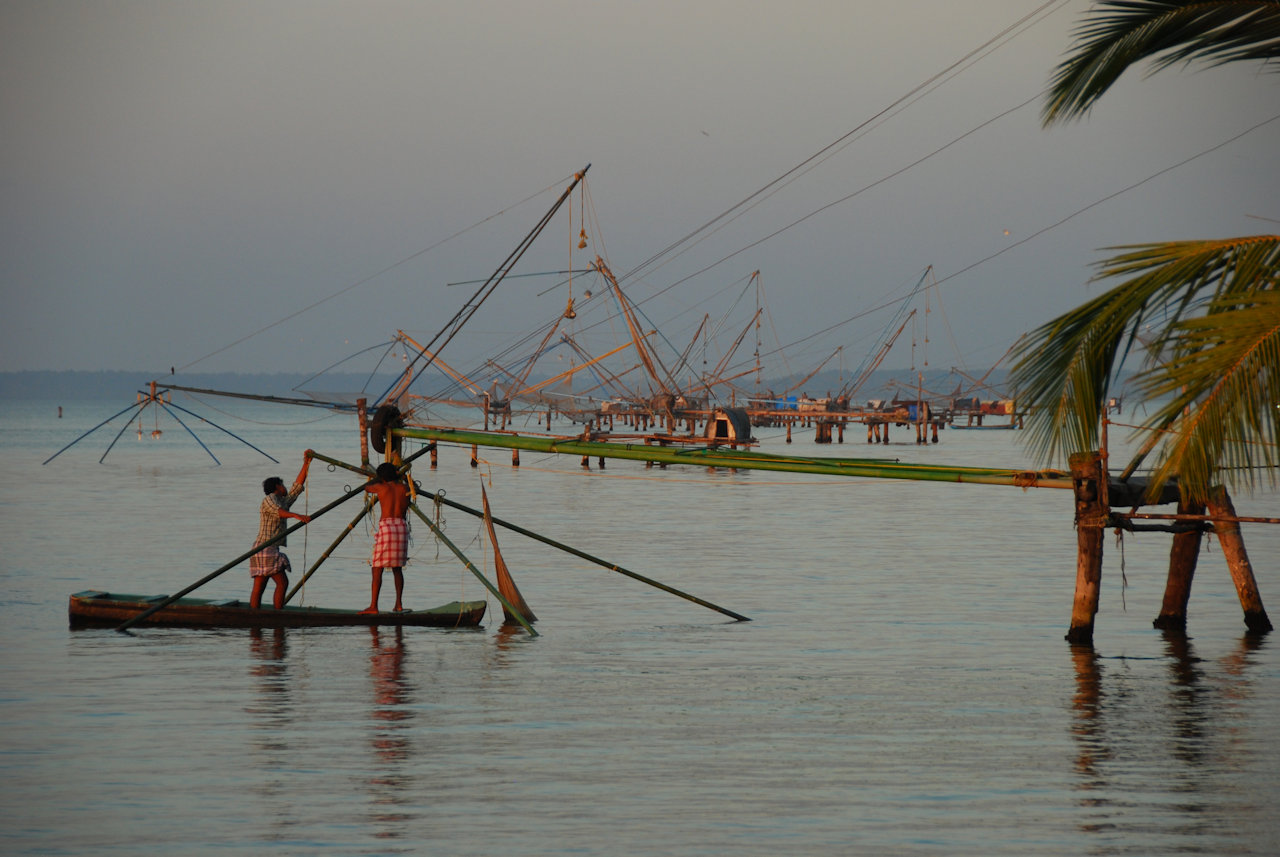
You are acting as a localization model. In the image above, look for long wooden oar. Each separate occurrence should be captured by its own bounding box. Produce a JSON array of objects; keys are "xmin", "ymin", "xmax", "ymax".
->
[
  {"xmin": 408, "ymin": 502, "xmax": 538, "ymax": 637},
  {"xmin": 428, "ymin": 491, "xmax": 750, "ymax": 622},
  {"xmin": 481, "ymin": 484, "xmax": 537, "ymax": 624},
  {"xmin": 283, "ymin": 497, "xmax": 375, "ymax": 605}
]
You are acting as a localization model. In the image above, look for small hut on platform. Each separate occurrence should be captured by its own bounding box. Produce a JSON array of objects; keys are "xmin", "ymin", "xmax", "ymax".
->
[{"xmin": 705, "ymin": 407, "xmax": 754, "ymax": 447}]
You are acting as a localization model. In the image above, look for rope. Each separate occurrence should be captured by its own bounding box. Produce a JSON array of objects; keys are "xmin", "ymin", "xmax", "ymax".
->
[
  {"xmin": 168, "ymin": 174, "xmax": 574, "ymax": 376},
  {"xmin": 1114, "ymin": 527, "xmax": 1128, "ymax": 612},
  {"xmin": 179, "ymin": 390, "xmax": 336, "ymax": 426},
  {"xmin": 427, "ymin": 492, "xmax": 479, "ymax": 606},
  {"xmin": 299, "ymin": 481, "xmax": 310, "ymax": 605}
]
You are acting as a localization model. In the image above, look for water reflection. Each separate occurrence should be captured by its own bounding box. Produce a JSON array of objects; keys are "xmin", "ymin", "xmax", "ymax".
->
[
  {"xmin": 246, "ymin": 627, "xmax": 291, "ymax": 729},
  {"xmin": 366, "ymin": 626, "xmax": 417, "ymax": 840},
  {"xmin": 1068, "ymin": 634, "xmax": 1265, "ymax": 847},
  {"xmin": 245, "ymin": 627, "xmax": 294, "ymax": 837}
]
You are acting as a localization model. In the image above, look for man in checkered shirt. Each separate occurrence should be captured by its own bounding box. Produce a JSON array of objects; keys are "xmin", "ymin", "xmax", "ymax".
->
[{"xmin": 249, "ymin": 452, "xmax": 313, "ymax": 608}]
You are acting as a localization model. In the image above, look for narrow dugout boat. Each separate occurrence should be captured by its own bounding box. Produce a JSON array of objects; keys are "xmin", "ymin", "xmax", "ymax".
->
[{"xmin": 69, "ymin": 590, "xmax": 486, "ymax": 630}]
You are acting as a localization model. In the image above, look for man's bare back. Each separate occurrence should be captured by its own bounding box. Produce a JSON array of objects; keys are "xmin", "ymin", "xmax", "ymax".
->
[
  {"xmin": 366, "ymin": 480, "xmax": 409, "ymax": 519},
  {"xmin": 362, "ymin": 463, "xmax": 412, "ymax": 613}
]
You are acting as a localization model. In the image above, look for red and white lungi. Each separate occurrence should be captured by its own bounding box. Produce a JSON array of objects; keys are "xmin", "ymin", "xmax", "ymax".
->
[
  {"xmin": 249, "ymin": 544, "xmax": 291, "ymax": 578},
  {"xmin": 371, "ymin": 517, "xmax": 409, "ymax": 568}
]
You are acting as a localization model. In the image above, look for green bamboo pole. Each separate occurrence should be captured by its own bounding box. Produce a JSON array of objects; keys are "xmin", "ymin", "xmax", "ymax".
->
[
  {"xmin": 308, "ymin": 450, "xmax": 372, "ymax": 478},
  {"xmin": 408, "ymin": 502, "xmax": 538, "ymax": 637},
  {"xmin": 393, "ymin": 426, "xmax": 1073, "ymax": 489},
  {"xmin": 427, "ymin": 491, "xmax": 750, "ymax": 622},
  {"xmin": 115, "ymin": 480, "xmax": 369, "ymax": 632},
  {"xmin": 116, "ymin": 445, "xmax": 434, "ymax": 632},
  {"xmin": 283, "ymin": 497, "xmax": 375, "ymax": 605}
]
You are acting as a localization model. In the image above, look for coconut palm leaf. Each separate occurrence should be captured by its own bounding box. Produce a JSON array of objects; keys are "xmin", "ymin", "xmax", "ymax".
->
[
  {"xmin": 1043, "ymin": 0, "xmax": 1280, "ymax": 124},
  {"xmin": 1011, "ymin": 236, "xmax": 1280, "ymax": 485},
  {"xmin": 1132, "ymin": 289, "xmax": 1280, "ymax": 501}
]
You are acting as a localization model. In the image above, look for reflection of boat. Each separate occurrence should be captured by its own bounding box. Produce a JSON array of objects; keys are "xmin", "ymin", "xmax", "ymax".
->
[{"xmin": 68, "ymin": 590, "xmax": 486, "ymax": 629}]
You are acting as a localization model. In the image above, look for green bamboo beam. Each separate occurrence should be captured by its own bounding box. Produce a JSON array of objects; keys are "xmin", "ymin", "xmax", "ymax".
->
[
  {"xmin": 116, "ymin": 445, "xmax": 434, "ymax": 633},
  {"xmin": 426, "ymin": 490, "xmax": 750, "ymax": 622},
  {"xmin": 394, "ymin": 426, "xmax": 1073, "ymax": 489},
  {"xmin": 283, "ymin": 497, "xmax": 375, "ymax": 605},
  {"xmin": 308, "ymin": 450, "xmax": 372, "ymax": 478},
  {"xmin": 408, "ymin": 502, "xmax": 539, "ymax": 637},
  {"xmin": 115, "ymin": 477, "xmax": 370, "ymax": 632}
]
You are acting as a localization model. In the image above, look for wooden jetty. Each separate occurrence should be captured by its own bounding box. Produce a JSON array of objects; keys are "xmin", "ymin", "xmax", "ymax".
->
[{"xmin": 389, "ymin": 420, "xmax": 1273, "ymax": 643}]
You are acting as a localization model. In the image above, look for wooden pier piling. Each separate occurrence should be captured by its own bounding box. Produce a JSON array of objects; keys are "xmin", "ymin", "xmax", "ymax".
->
[
  {"xmin": 1207, "ymin": 487, "xmax": 1273, "ymax": 634},
  {"xmin": 356, "ymin": 399, "xmax": 370, "ymax": 469},
  {"xmin": 1152, "ymin": 496, "xmax": 1204, "ymax": 632},
  {"xmin": 1066, "ymin": 451, "xmax": 1106, "ymax": 644}
]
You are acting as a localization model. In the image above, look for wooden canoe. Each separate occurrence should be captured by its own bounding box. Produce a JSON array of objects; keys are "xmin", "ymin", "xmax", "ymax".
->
[{"xmin": 68, "ymin": 590, "xmax": 487, "ymax": 630}]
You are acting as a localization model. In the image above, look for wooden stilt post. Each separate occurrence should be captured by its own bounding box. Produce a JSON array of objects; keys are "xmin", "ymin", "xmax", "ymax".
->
[
  {"xmin": 429, "ymin": 442, "xmax": 438, "ymax": 469},
  {"xmin": 470, "ymin": 444, "xmax": 478, "ymax": 468},
  {"xmin": 1153, "ymin": 495, "xmax": 1205, "ymax": 632},
  {"xmin": 786, "ymin": 422, "xmax": 792, "ymax": 443},
  {"xmin": 356, "ymin": 398, "xmax": 370, "ymax": 470},
  {"xmin": 1207, "ymin": 486, "xmax": 1273, "ymax": 634},
  {"xmin": 867, "ymin": 422, "xmax": 874, "ymax": 443},
  {"xmin": 512, "ymin": 448, "xmax": 520, "ymax": 467},
  {"xmin": 1066, "ymin": 451, "xmax": 1107, "ymax": 644}
]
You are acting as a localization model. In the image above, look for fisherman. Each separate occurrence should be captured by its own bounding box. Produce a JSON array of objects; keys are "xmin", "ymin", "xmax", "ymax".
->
[
  {"xmin": 249, "ymin": 452, "xmax": 313, "ymax": 609},
  {"xmin": 361, "ymin": 462, "xmax": 411, "ymax": 613}
]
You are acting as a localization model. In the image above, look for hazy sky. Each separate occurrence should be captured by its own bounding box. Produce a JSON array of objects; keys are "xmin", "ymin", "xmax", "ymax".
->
[{"xmin": 3, "ymin": 1, "xmax": 1278, "ymax": 391}]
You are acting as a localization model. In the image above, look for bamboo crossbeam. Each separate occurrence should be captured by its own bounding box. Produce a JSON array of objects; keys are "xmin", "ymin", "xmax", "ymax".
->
[
  {"xmin": 408, "ymin": 502, "xmax": 538, "ymax": 636},
  {"xmin": 393, "ymin": 426, "xmax": 1075, "ymax": 489},
  {"xmin": 115, "ymin": 477, "xmax": 369, "ymax": 632},
  {"xmin": 284, "ymin": 498, "xmax": 375, "ymax": 604},
  {"xmin": 115, "ymin": 445, "xmax": 434, "ymax": 632},
  {"xmin": 1114, "ymin": 511, "xmax": 1280, "ymax": 526},
  {"xmin": 43, "ymin": 400, "xmax": 146, "ymax": 465},
  {"xmin": 427, "ymin": 491, "xmax": 750, "ymax": 622},
  {"xmin": 308, "ymin": 450, "xmax": 373, "ymax": 477}
]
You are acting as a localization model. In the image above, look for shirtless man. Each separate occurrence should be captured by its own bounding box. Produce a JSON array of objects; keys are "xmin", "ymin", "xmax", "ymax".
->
[
  {"xmin": 249, "ymin": 452, "xmax": 313, "ymax": 609},
  {"xmin": 362, "ymin": 462, "xmax": 411, "ymax": 613}
]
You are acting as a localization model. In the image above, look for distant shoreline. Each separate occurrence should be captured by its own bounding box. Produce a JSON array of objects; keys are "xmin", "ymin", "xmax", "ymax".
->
[{"xmin": 0, "ymin": 367, "xmax": 1011, "ymax": 403}]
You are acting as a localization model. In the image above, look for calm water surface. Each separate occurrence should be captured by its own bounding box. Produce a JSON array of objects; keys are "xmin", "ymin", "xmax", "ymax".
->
[{"xmin": 1, "ymin": 398, "xmax": 1278, "ymax": 855}]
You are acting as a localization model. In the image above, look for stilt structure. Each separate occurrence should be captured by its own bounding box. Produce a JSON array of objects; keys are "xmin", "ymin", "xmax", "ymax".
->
[
  {"xmin": 1066, "ymin": 451, "xmax": 1106, "ymax": 644},
  {"xmin": 1152, "ymin": 495, "xmax": 1205, "ymax": 632},
  {"xmin": 1207, "ymin": 487, "xmax": 1273, "ymax": 634}
]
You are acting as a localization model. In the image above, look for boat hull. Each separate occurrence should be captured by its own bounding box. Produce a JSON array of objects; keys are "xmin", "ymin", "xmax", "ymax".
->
[{"xmin": 68, "ymin": 590, "xmax": 487, "ymax": 629}]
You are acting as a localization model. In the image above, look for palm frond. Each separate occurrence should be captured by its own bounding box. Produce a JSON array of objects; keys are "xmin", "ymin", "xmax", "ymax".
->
[
  {"xmin": 1012, "ymin": 288, "xmax": 1137, "ymax": 461},
  {"xmin": 1043, "ymin": 0, "xmax": 1280, "ymax": 125},
  {"xmin": 1131, "ymin": 290, "xmax": 1280, "ymax": 501},
  {"xmin": 1011, "ymin": 235, "xmax": 1280, "ymax": 471}
]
